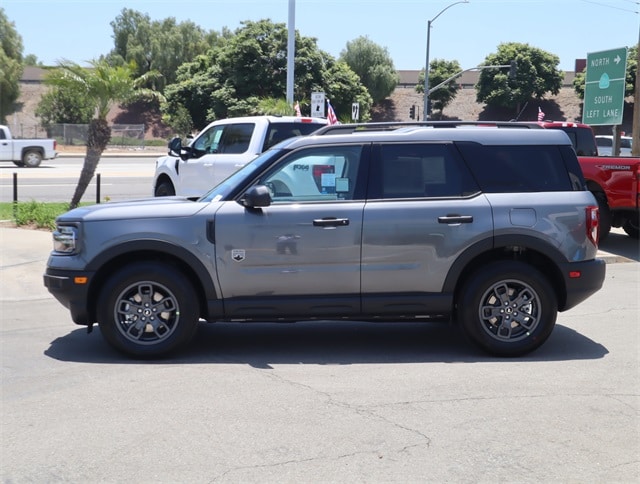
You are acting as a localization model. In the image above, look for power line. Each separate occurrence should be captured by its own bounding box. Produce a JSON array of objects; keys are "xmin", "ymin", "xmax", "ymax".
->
[{"xmin": 579, "ymin": 0, "xmax": 639, "ymax": 13}]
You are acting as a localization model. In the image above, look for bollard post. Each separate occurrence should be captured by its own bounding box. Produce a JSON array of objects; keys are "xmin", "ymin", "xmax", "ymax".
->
[
  {"xmin": 96, "ymin": 173, "xmax": 101, "ymax": 204},
  {"xmin": 12, "ymin": 172, "xmax": 18, "ymax": 218}
]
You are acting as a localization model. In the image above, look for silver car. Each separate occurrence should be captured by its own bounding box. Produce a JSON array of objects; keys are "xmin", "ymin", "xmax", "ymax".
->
[{"xmin": 45, "ymin": 127, "xmax": 606, "ymax": 358}]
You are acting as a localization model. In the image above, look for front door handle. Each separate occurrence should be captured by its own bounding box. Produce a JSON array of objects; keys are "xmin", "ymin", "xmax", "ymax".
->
[
  {"xmin": 313, "ymin": 217, "xmax": 350, "ymax": 227},
  {"xmin": 438, "ymin": 215, "xmax": 473, "ymax": 224}
]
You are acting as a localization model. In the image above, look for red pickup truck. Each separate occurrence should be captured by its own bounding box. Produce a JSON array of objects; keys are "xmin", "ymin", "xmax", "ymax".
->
[{"xmin": 537, "ymin": 122, "xmax": 639, "ymax": 240}]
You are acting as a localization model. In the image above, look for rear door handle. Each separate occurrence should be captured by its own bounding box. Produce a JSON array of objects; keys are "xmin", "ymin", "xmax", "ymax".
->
[
  {"xmin": 438, "ymin": 215, "xmax": 473, "ymax": 224},
  {"xmin": 313, "ymin": 217, "xmax": 350, "ymax": 227}
]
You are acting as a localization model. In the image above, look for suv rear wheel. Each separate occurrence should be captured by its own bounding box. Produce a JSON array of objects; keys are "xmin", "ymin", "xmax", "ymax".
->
[
  {"xmin": 97, "ymin": 262, "xmax": 199, "ymax": 358},
  {"xmin": 458, "ymin": 261, "xmax": 557, "ymax": 357}
]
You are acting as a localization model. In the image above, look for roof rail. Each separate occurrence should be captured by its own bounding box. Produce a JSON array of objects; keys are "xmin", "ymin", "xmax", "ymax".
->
[{"xmin": 313, "ymin": 121, "xmax": 543, "ymax": 135}]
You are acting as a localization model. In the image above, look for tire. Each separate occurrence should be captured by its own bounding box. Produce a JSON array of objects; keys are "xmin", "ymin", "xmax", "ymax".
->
[
  {"xmin": 594, "ymin": 192, "xmax": 611, "ymax": 241},
  {"xmin": 458, "ymin": 261, "xmax": 557, "ymax": 357},
  {"xmin": 97, "ymin": 262, "xmax": 199, "ymax": 358},
  {"xmin": 623, "ymin": 214, "xmax": 639, "ymax": 239},
  {"xmin": 155, "ymin": 180, "xmax": 175, "ymax": 197},
  {"xmin": 22, "ymin": 150, "xmax": 43, "ymax": 168}
]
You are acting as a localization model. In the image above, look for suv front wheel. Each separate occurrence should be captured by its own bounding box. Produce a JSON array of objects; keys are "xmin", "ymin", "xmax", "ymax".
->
[
  {"xmin": 458, "ymin": 261, "xmax": 557, "ymax": 357},
  {"xmin": 97, "ymin": 262, "xmax": 199, "ymax": 358}
]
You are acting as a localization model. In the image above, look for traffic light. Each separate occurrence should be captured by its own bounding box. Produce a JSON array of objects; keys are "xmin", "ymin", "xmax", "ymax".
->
[
  {"xmin": 409, "ymin": 105, "xmax": 416, "ymax": 119},
  {"xmin": 509, "ymin": 60, "xmax": 517, "ymax": 79}
]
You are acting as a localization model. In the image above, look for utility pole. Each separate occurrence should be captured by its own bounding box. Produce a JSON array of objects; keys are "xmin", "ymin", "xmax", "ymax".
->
[
  {"xmin": 632, "ymin": 27, "xmax": 639, "ymax": 156},
  {"xmin": 424, "ymin": 1, "xmax": 469, "ymax": 119},
  {"xmin": 286, "ymin": 0, "xmax": 295, "ymax": 105}
]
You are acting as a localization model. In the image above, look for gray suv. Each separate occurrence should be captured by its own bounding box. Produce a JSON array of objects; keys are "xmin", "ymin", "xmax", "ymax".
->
[{"xmin": 44, "ymin": 127, "xmax": 606, "ymax": 358}]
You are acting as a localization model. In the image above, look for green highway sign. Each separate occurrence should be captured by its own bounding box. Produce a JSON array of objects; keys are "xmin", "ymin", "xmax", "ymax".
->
[{"xmin": 582, "ymin": 47, "xmax": 628, "ymax": 126}]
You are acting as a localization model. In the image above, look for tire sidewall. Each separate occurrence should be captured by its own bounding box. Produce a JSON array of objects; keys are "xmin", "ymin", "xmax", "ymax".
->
[
  {"xmin": 23, "ymin": 150, "xmax": 43, "ymax": 168},
  {"xmin": 155, "ymin": 181, "xmax": 175, "ymax": 197},
  {"xmin": 97, "ymin": 262, "xmax": 198, "ymax": 358},
  {"xmin": 458, "ymin": 261, "xmax": 557, "ymax": 357}
]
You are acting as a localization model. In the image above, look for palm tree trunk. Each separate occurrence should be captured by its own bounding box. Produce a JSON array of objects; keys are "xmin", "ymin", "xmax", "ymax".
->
[
  {"xmin": 69, "ymin": 119, "xmax": 111, "ymax": 209},
  {"xmin": 69, "ymin": 147, "xmax": 102, "ymax": 209}
]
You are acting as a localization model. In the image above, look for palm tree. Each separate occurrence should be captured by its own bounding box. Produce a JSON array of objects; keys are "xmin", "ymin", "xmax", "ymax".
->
[{"xmin": 47, "ymin": 59, "xmax": 163, "ymax": 209}]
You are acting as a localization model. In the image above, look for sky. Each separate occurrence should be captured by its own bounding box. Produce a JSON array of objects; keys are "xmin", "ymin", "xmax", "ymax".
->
[{"xmin": 3, "ymin": 0, "xmax": 639, "ymax": 72}]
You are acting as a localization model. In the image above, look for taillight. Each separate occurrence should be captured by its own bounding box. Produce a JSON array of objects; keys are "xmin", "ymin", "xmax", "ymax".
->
[
  {"xmin": 53, "ymin": 140, "xmax": 57, "ymax": 150},
  {"xmin": 586, "ymin": 205, "xmax": 599, "ymax": 246}
]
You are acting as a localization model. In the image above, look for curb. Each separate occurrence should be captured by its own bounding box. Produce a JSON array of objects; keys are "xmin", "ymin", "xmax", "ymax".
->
[{"xmin": 58, "ymin": 152, "xmax": 165, "ymax": 158}]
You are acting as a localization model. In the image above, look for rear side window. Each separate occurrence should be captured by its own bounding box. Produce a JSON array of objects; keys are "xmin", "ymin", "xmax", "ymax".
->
[
  {"xmin": 369, "ymin": 143, "xmax": 479, "ymax": 199},
  {"xmin": 550, "ymin": 127, "xmax": 597, "ymax": 156},
  {"xmin": 219, "ymin": 123, "xmax": 254, "ymax": 154},
  {"xmin": 263, "ymin": 123, "xmax": 326, "ymax": 150},
  {"xmin": 457, "ymin": 143, "xmax": 577, "ymax": 193}
]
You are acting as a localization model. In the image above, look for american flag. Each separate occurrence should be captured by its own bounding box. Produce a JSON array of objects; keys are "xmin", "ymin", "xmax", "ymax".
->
[
  {"xmin": 294, "ymin": 101, "xmax": 301, "ymax": 117},
  {"xmin": 537, "ymin": 107, "xmax": 545, "ymax": 122},
  {"xmin": 327, "ymin": 100, "xmax": 339, "ymax": 125}
]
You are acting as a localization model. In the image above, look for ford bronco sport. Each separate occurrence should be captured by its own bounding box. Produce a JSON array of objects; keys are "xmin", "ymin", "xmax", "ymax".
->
[{"xmin": 44, "ymin": 126, "xmax": 606, "ymax": 358}]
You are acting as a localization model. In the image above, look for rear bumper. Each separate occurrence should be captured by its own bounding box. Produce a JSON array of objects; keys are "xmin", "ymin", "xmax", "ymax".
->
[
  {"xmin": 43, "ymin": 268, "xmax": 95, "ymax": 325},
  {"xmin": 560, "ymin": 258, "xmax": 606, "ymax": 311}
]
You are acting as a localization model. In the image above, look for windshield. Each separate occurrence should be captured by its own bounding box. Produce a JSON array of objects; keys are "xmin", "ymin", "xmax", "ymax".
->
[{"xmin": 199, "ymin": 149, "xmax": 285, "ymax": 202}]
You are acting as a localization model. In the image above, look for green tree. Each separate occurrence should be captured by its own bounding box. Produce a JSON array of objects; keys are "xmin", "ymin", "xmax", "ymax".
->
[
  {"xmin": 109, "ymin": 8, "xmax": 215, "ymax": 90},
  {"xmin": 23, "ymin": 54, "xmax": 43, "ymax": 66},
  {"xmin": 35, "ymin": 82, "xmax": 94, "ymax": 136},
  {"xmin": 46, "ymin": 59, "xmax": 162, "ymax": 208},
  {"xmin": 323, "ymin": 61, "xmax": 372, "ymax": 122},
  {"xmin": 162, "ymin": 19, "xmax": 369, "ymax": 129},
  {"xmin": 416, "ymin": 59, "xmax": 462, "ymax": 118},
  {"xmin": 476, "ymin": 42, "xmax": 563, "ymax": 114},
  {"xmin": 0, "ymin": 8, "xmax": 24, "ymax": 123},
  {"xmin": 573, "ymin": 45, "xmax": 637, "ymax": 100},
  {"xmin": 339, "ymin": 36, "xmax": 397, "ymax": 104}
]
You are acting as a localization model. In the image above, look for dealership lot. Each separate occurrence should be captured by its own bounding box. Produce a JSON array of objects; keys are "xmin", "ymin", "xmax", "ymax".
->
[{"xmin": 1, "ymin": 226, "xmax": 638, "ymax": 482}]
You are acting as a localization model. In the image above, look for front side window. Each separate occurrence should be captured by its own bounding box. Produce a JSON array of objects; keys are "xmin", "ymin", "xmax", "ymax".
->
[
  {"xmin": 259, "ymin": 145, "xmax": 363, "ymax": 202},
  {"xmin": 192, "ymin": 125, "xmax": 224, "ymax": 155},
  {"xmin": 192, "ymin": 123, "xmax": 255, "ymax": 156}
]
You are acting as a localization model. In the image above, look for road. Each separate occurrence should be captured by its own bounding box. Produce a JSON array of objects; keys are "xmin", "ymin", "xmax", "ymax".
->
[
  {"xmin": 0, "ymin": 226, "xmax": 638, "ymax": 482},
  {"xmin": 0, "ymin": 155, "xmax": 161, "ymax": 203}
]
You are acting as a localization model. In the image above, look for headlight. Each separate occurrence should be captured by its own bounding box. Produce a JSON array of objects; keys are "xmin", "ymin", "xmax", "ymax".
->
[{"xmin": 53, "ymin": 225, "xmax": 78, "ymax": 254}]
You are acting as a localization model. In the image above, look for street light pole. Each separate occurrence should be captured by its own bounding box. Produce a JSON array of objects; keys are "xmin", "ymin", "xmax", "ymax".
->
[{"xmin": 423, "ymin": 0, "xmax": 469, "ymax": 119}]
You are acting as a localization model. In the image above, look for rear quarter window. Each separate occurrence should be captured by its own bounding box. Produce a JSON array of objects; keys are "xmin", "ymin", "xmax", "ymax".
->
[{"xmin": 456, "ymin": 143, "xmax": 582, "ymax": 192}]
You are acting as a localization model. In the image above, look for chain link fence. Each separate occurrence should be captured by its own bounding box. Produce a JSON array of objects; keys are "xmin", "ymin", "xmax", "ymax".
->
[
  {"xmin": 5, "ymin": 122, "xmax": 147, "ymax": 148},
  {"xmin": 49, "ymin": 124, "xmax": 146, "ymax": 148}
]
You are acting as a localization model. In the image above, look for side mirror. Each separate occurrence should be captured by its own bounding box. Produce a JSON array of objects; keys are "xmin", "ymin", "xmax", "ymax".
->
[
  {"xmin": 241, "ymin": 185, "xmax": 271, "ymax": 208},
  {"xmin": 167, "ymin": 136, "xmax": 191, "ymax": 161},
  {"xmin": 168, "ymin": 136, "xmax": 183, "ymax": 155}
]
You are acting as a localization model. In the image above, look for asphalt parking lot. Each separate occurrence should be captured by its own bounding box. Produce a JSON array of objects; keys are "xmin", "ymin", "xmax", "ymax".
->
[{"xmin": 1, "ymin": 226, "xmax": 638, "ymax": 482}]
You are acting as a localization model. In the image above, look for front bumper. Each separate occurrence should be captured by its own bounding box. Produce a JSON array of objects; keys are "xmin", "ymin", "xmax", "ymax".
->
[{"xmin": 43, "ymin": 268, "xmax": 95, "ymax": 325}]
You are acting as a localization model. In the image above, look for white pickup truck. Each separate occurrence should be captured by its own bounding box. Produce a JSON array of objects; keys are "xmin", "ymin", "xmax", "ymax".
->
[
  {"xmin": 153, "ymin": 115, "xmax": 327, "ymax": 197},
  {"xmin": 0, "ymin": 125, "xmax": 58, "ymax": 167}
]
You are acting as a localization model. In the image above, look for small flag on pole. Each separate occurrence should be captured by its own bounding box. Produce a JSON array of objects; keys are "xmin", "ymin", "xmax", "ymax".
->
[
  {"xmin": 327, "ymin": 99, "xmax": 339, "ymax": 125},
  {"xmin": 537, "ymin": 107, "xmax": 545, "ymax": 122},
  {"xmin": 294, "ymin": 101, "xmax": 301, "ymax": 117}
]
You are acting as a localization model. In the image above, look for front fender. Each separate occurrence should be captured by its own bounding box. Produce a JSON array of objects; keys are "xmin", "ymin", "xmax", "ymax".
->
[
  {"xmin": 153, "ymin": 156, "xmax": 180, "ymax": 191},
  {"xmin": 85, "ymin": 238, "xmax": 220, "ymax": 320}
]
